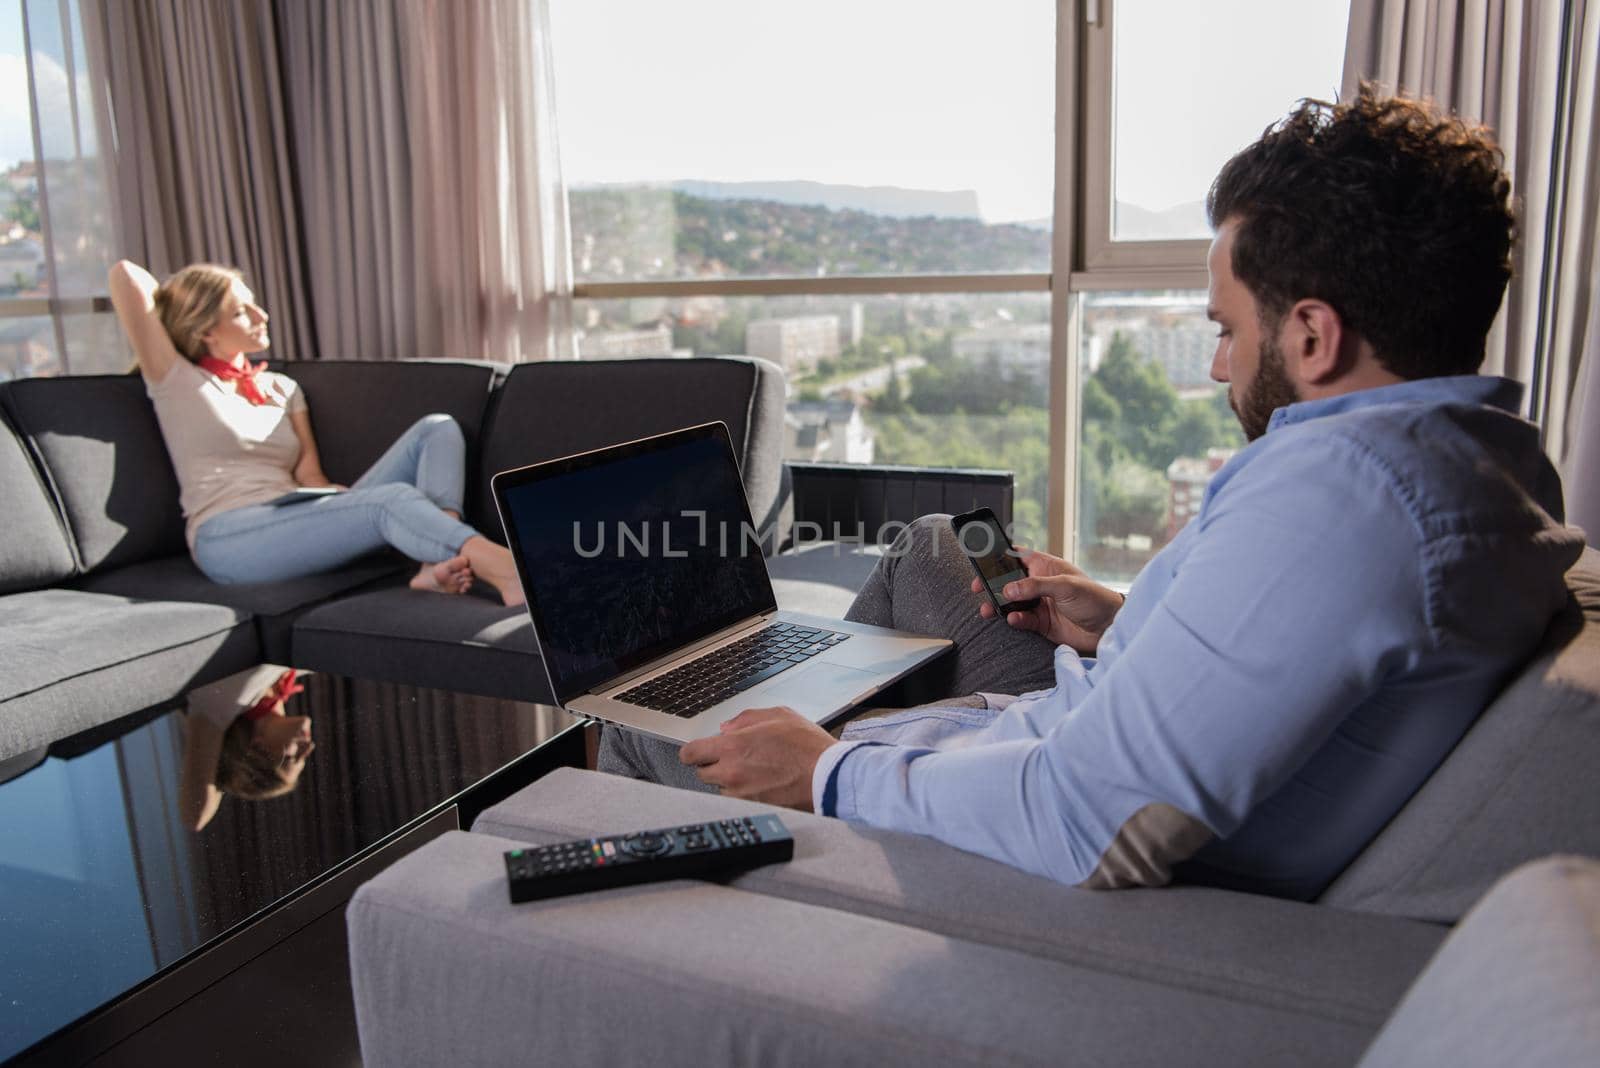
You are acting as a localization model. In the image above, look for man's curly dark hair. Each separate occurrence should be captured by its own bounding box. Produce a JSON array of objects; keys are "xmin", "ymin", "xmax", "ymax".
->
[{"xmin": 1206, "ymin": 83, "xmax": 1515, "ymax": 378}]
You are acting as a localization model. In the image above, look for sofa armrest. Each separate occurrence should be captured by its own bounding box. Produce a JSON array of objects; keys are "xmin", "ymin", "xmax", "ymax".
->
[
  {"xmin": 786, "ymin": 461, "xmax": 1013, "ymax": 547},
  {"xmin": 470, "ymin": 769, "xmax": 1444, "ymax": 1027},
  {"xmin": 1354, "ymin": 856, "xmax": 1600, "ymax": 1068},
  {"xmin": 348, "ymin": 829, "xmax": 1378, "ymax": 1068}
]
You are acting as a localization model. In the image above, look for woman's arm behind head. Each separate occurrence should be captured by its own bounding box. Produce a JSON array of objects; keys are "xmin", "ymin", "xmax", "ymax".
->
[{"xmin": 109, "ymin": 260, "xmax": 185, "ymax": 384}]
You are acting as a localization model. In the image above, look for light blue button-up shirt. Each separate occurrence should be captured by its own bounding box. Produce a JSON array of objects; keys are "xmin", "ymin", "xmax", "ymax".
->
[{"xmin": 812, "ymin": 376, "xmax": 1584, "ymax": 898}]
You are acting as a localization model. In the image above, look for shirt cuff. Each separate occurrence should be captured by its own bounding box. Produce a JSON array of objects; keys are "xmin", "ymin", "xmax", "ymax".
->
[
  {"xmin": 812, "ymin": 739, "xmax": 882, "ymax": 818},
  {"xmin": 977, "ymin": 692, "xmax": 1016, "ymax": 711}
]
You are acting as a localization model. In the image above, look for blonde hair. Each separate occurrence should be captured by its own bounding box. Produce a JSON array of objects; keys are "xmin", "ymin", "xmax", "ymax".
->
[
  {"xmin": 217, "ymin": 716, "xmax": 297, "ymax": 801},
  {"xmin": 153, "ymin": 263, "xmax": 243, "ymax": 361}
]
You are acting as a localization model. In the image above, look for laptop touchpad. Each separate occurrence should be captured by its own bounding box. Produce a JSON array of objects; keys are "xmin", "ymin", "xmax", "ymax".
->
[{"xmin": 753, "ymin": 662, "xmax": 878, "ymax": 718}]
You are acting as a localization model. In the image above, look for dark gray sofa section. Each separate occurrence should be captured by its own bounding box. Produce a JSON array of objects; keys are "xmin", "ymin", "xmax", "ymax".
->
[
  {"xmin": 0, "ymin": 404, "xmax": 259, "ymax": 758},
  {"xmin": 467, "ymin": 356, "xmax": 790, "ymax": 541},
  {"xmin": 0, "ymin": 404, "xmax": 75, "ymax": 594},
  {"xmin": 0, "ymin": 356, "xmax": 800, "ymax": 756}
]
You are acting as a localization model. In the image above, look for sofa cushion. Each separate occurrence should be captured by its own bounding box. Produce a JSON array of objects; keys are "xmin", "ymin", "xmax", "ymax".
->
[
  {"xmin": 1320, "ymin": 548, "xmax": 1600, "ymax": 922},
  {"xmin": 471, "ymin": 357, "xmax": 788, "ymax": 545},
  {"xmin": 273, "ymin": 359, "xmax": 499, "ymax": 488},
  {"xmin": 0, "ymin": 407, "xmax": 76, "ymax": 594},
  {"xmin": 0, "ymin": 588, "xmax": 257, "ymax": 758},
  {"xmin": 291, "ymin": 586, "xmax": 551, "ymax": 702},
  {"xmin": 73, "ymin": 553, "xmax": 406, "ymax": 663},
  {"xmin": 474, "ymin": 768, "xmax": 1446, "ymax": 1028},
  {"xmin": 1355, "ymin": 856, "xmax": 1600, "ymax": 1068},
  {"xmin": 0, "ymin": 375, "xmax": 186, "ymax": 574},
  {"xmin": 350, "ymin": 829, "xmax": 1381, "ymax": 1068},
  {"xmin": 767, "ymin": 540, "xmax": 883, "ymax": 618}
]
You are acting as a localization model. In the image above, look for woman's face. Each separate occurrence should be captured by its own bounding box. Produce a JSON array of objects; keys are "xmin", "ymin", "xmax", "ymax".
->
[
  {"xmin": 250, "ymin": 712, "xmax": 314, "ymax": 782},
  {"xmin": 201, "ymin": 279, "xmax": 271, "ymax": 360}
]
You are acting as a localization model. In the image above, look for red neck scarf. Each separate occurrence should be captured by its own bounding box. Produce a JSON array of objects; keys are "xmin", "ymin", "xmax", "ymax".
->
[
  {"xmin": 199, "ymin": 355, "xmax": 273, "ymax": 406},
  {"xmin": 243, "ymin": 669, "xmax": 306, "ymax": 722}
]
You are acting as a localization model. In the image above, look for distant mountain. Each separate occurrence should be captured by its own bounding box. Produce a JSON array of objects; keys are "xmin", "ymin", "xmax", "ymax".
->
[
  {"xmin": 667, "ymin": 180, "xmax": 981, "ymax": 221},
  {"xmin": 569, "ymin": 187, "xmax": 1050, "ymax": 280},
  {"xmin": 1112, "ymin": 200, "xmax": 1210, "ymax": 241}
]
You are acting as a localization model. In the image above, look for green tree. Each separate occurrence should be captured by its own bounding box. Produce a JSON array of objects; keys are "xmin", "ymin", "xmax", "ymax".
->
[
  {"xmin": 1096, "ymin": 457, "xmax": 1168, "ymax": 540},
  {"xmin": 875, "ymin": 358, "xmax": 907, "ymax": 413},
  {"xmin": 1092, "ymin": 332, "xmax": 1180, "ymax": 468},
  {"xmin": 5, "ymin": 195, "xmax": 40, "ymax": 233}
]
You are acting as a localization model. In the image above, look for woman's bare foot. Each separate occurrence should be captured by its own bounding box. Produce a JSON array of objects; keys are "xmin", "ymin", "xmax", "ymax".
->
[
  {"xmin": 462, "ymin": 536, "xmax": 525, "ymax": 606},
  {"xmin": 410, "ymin": 555, "xmax": 473, "ymax": 595}
]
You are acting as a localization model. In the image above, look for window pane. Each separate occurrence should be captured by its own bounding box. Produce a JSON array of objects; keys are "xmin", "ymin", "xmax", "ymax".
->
[
  {"xmin": 21, "ymin": 0, "xmax": 108, "ymax": 298},
  {"xmin": 0, "ymin": 315, "xmax": 59, "ymax": 379},
  {"xmin": 61, "ymin": 310, "xmax": 129, "ymax": 375},
  {"xmin": 1076, "ymin": 291, "xmax": 1242, "ymax": 583},
  {"xmin": 552, "ymin": 1, "xmax": 1055, "ymax": 281},
  {"xmin": 577, "ymin": 292, "xmax": 1052, "ymax": 546},
  {"xmin": 1111, "ymin": 0, "xmax": 1348, "ymax": 241}
]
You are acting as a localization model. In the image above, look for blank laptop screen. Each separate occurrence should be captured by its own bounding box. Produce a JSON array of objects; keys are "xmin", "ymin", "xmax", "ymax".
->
[{"xmin": 498, "ymin": 425, "xmax": 776, "ymax": 703}]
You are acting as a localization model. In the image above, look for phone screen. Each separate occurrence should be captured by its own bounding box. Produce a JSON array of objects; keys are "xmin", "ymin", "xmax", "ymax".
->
[{"xmin": 956, "ymin": 515, "xmax": 1028, "ymax": 604}]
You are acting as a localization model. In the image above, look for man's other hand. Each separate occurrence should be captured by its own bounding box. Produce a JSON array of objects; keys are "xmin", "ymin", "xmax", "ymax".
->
[
  {"xmin": 679, "ymin": 707, "xmax": 834, "ymax": 810},
  {"xmin": 973, "ymin": 548, "xmax": 1123, "ymax": 654}
]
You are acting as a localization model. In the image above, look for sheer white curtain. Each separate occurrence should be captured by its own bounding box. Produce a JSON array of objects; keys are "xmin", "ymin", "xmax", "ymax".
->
[
  {"xmin": 84, "ymin": 0, "xmax": 574, "ymax": 364},
  {"xmin": 398, "ymin": 0, "xmax": 574, "ymax": 363},
  {"xmin": 1343, "ymin": 0, "xmax": 1600, "ymax": 503}
]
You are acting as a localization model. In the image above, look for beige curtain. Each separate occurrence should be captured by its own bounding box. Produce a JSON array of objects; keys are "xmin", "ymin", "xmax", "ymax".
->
[
  {"xmin": 276, "ymin": 0, "xmax": 574, "ymax": 362},
  {"xmin": 397, "ymin": 0, "xmax": 575, "ymax": 362},
  {"xmin": 81, "ymin": 0, "xmax": 574, "ymax": 364},
  {"xmin": 81, "ymin": 0, "xmax": 319, "ymax": 361},
  {"xmin": 1343, "ymin": 0, "xmax": 1600, "ymax": 486}
]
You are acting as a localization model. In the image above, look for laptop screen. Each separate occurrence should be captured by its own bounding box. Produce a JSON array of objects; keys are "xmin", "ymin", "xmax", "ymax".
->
[{"xmin": 495, "ymin": 423, "xmax": 777, "ymax": 704}]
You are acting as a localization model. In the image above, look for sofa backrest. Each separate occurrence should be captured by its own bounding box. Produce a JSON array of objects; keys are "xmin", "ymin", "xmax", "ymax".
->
[
  {"xmin": 469, "ymin": 357, "xmax": 789, "ymax": 544},
  {"xmin": 0, "ymin": 375, "xmax": 186, "ymax": 575},
  {"xmin": 274, "ymin": 359, "xmax": 502, "ymax": 488},
  {"xmin": 0, "ymin": 404, "xmax": 77, "ymax": 593},
  {"xmin": 1319, "ymin": 547, "xmax": 1600, "ymax": 922}
]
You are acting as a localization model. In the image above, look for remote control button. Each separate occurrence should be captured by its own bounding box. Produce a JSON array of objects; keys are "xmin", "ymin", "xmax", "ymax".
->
[
  {"xmin": 621, "ymin": 832, "xmax": 672, "ymax": 857},
  {"xmin": 678, "ymin": 824, "xmax": 704, "ymax": 834}
]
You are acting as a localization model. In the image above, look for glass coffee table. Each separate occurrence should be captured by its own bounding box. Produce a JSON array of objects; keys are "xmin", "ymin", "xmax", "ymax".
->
[{"xmin": 0, "ymin": 667, "xmax": 583, "ymax": 1066}]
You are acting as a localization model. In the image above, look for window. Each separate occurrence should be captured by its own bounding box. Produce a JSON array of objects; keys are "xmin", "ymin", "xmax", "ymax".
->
[
  {"xmin": 1082, "ymin": 0, "xmax": 1350, "ymax": 269},
  {"xmin": 552, "ymin": 0, "xmax": 1350, "ymax": 574},
  {"xmin": 0, "ymin": 0, "xmax": 122, "ymax": 380}
]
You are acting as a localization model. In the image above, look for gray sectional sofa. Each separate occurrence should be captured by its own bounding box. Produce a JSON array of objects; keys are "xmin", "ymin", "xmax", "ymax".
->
[
  {"xmin": 0, "ymin": 355, "xmax": 1013, "ymax": 765},
  {"xmin": 343, "ymin": 548, "xmax": 1600, "ymax": 1065}
]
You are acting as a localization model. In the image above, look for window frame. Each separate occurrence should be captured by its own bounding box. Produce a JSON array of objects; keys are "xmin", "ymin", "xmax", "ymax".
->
[
  {"xmin": 556, "ymin": 1, "xmax": 1225, "ymax": 558},
  {"xmin": 1077, "ymin": 0, "xmax": 1217, "ymax": 272}
]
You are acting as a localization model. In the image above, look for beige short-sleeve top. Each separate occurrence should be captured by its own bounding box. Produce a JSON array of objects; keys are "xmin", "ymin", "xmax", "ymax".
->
[{"xmin": 146, "ymin": 359, "xmax": 306, "ymax": 549}]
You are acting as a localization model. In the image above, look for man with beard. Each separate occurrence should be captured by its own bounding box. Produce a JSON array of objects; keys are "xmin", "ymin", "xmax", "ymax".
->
[{"xmin": 600, "ymin": 87, "xmax": 1585, "ymax": 899}]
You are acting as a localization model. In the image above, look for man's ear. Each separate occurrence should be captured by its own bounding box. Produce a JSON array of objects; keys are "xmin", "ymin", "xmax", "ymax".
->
[{"xmin": 1281, "ymin": 298, "xmax": 1346, "ymax": 387}]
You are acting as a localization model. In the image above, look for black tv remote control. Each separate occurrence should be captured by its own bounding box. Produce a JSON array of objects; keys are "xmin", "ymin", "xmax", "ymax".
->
[{"xmin": 503, "ymin": 814, "xmax": 794, "ymax": 903}]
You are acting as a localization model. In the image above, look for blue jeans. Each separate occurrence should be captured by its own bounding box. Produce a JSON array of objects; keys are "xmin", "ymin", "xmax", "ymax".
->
[{"xmin": 193, "ymin": 414, "xmax": 480, "ymax": 584}]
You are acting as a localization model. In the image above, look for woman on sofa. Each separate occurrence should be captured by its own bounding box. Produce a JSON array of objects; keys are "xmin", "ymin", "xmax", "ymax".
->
[{"xmin": 109, "ymin": 260, "xmax": 523, "ymax": 604}]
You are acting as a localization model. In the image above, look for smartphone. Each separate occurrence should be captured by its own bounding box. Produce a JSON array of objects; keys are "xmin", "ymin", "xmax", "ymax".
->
[{"xmin": 950, "ymin": 508, "xmax": 1039, "ymax": 615}]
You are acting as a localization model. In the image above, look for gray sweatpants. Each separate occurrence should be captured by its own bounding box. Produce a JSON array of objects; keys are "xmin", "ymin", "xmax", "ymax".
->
[{"xmin": 597, "ymin": 514, "xmax": 1061, "ymax": 792}]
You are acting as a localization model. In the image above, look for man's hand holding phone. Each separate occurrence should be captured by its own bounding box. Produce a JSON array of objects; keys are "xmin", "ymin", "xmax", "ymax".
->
[{"xmin": 970, "ymin": 548, "xmax": 1123, "ymax": 655}]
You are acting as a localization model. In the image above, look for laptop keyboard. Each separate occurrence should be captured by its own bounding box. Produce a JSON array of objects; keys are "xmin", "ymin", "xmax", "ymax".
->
[{"xmin": 617, "ymin": 622, "xmax": 851, "ymax": 718}]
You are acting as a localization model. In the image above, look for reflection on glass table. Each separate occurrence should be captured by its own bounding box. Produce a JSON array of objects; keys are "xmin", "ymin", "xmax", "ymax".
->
[
  {"xmin": 0, "ymin": 669, "xmax": 578, "ymax": 1062},
  {"xmin": 179, "ymin": 665, "xmax": 314, "ymax": 832}
]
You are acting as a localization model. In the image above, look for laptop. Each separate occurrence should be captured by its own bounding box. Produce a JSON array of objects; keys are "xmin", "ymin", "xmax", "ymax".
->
[{"xmin": 492, "ymin": 422, "xmax": 951, "ymax": 743}]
